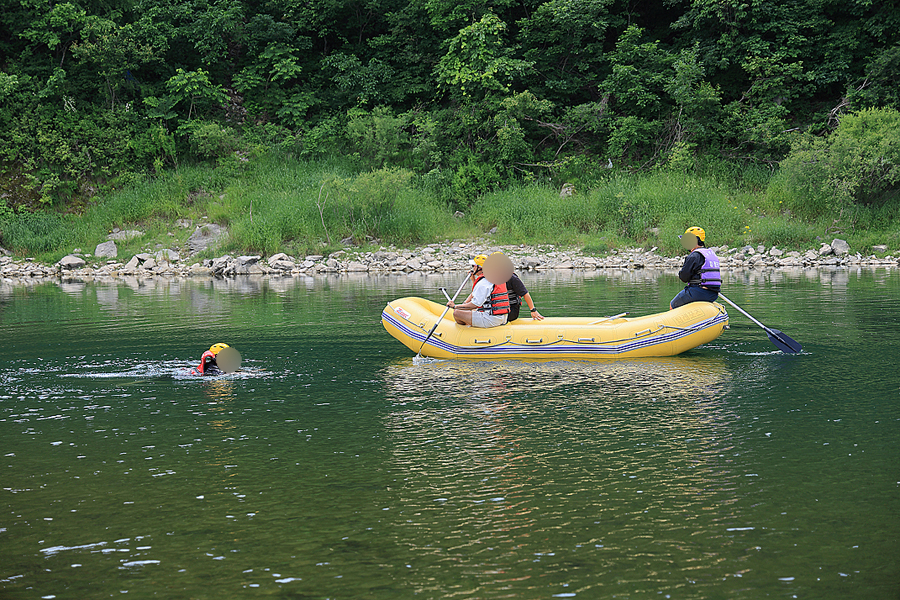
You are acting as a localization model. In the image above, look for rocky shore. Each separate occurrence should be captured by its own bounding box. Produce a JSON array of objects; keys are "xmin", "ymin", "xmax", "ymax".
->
[{"xmin": 1, "ymin": 236, "xmax": 897, "ymax": 287}]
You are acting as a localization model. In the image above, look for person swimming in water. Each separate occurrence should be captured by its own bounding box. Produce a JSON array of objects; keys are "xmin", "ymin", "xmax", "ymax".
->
[{"xmin": 191, "ymin": 343, "xmax": 230, "ymax": 376}]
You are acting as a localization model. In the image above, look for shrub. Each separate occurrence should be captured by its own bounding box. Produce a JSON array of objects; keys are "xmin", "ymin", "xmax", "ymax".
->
[{"xmin": 772, "ymin": 107, "xmax": 900, "ymax": 218}]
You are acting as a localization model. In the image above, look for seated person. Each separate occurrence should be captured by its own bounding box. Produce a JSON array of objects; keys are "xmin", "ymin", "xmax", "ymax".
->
[
  {"xmin": 447, "ymin": 257, "xmax": 509, "ymax": 328},
  {"xmin": 670, "ymin": 227, "xmax": 721, "ymax": 310},
  {"xmin": 506, "ymin": 272, "xmax": 544, "ymax": 322}
]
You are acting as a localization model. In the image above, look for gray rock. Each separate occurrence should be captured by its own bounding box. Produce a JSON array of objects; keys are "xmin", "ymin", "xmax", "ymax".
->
[
  {"xmin": 155, "ymin": 249, "xmax": 179, "ymax": 263},
  {"xmin": 107, "ymin": 230, "xmax": 143, "ymax": 241},
  {"xmin": 142, "ymin": 258, "xmax": 157, "ymax": 270},
  {"xmin": 818, "ymin": 243, "xmax": 834, "ymax": 256},
  {"xmin": 872, "ymin": 245, "xmax": 888, "ymax": 253},
  {"xmin": 210, "ymin": 255, "xmax": 232, "ymax": 274},
  {"xmin": 768, "ymin": 247, "xmax": 784, "ymax": 257},
  {"xmin": 521, "ymin": 256, "xmax": 542, "ymax": 270},
  {"xmin": 189, "ymin": 264, "xmax": 211, "ymax": 275},
  {"xmin": 123, "ymin": 256, "xmax": 140, "ymax": 270},
  {"xmin": 267, "ymin": 253, "xmax": 291, "ymax": 266},
  {"xmin": 346, "ymin": 261, "xmax": 369, "ymax": 272},
  {"xmin": 94, "ymin": 241, "xmax": 118, "ymax": 258},
  {"xmin": 270, "ymin": 260, "xmax": 295, "ymax": 271},
  {"xmin": 235, "ymin": 255, "xmax": 260, "ymax": 267},
  {"xmin": 406, "ymin": 258, "xmax": 423, "ymax": 271},
  {"xmin": 305, "ymin": 255, "xmax": 324, "ymax": 262},
  {"xmin": 187, "ymin": 224, "xmax": 227, "ymax": 254},
  {"xmin": 57, "ymin": 255, "xmax": 86, "ymax": 270},
  {"xmin": 831, "ymin": 238, "xmax": 850, "ymax": 256}
]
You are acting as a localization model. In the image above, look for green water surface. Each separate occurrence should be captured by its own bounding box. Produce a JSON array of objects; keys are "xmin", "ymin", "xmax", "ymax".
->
[{"xmin": 1, "ymin": 269, "xmax": 898, "ymax": 599}]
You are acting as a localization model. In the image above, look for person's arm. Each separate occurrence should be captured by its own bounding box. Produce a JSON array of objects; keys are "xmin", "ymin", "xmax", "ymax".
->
[
  {"xmin": 520, "ymin": 292, "xmax": 544, "ymax": 320},
  {"xmin": 678, "ymin": 252, "xmax": 703, "ymax": 283},
  {"xmin": 450, "ymin": 280, "xmax": 489, "ymax": 310}
]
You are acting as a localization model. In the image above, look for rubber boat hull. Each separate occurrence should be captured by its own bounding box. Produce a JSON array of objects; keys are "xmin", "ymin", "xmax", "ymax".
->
[{"xmin": 382, "ymin": 297, "xmax": 728, "ymax": 359}]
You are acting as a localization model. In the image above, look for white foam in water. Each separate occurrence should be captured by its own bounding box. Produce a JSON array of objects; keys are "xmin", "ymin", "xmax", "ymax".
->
[
  {"xmin": 53, "ymin": 360, "xmax": 269, "ymax": 381},
  {"xmin": 412, "ymin": 355, "xmax": 440, "ymax": 365}
]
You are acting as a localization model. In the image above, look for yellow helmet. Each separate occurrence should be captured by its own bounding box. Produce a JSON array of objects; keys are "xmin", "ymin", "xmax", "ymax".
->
[
  {"xmin": 471, "ymin": 254, "xmax": 488, "ymax": 267},
  {"xmin": 682, "ymin": 226, "xmax": 705, "ymax": 242},
  {"xmin": 209, "ymin": 343, "xmax": 230, "ymax": 355}
]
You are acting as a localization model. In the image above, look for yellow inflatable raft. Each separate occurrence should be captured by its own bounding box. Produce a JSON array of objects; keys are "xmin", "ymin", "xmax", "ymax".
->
[{"xmin": 382, "ymin": 297, "xmax": 728, "ymax": 360}]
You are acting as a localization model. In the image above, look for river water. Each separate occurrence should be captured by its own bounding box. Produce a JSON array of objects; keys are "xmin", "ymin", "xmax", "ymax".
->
[{"xmin": 1, "ymin": 268, "xmax": 898, "ymax": 599}]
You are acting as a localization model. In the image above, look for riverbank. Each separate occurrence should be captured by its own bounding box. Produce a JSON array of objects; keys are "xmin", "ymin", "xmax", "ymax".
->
[{"xmin": 1, "ymin": 236, "xmax": 898, "ymax": 288}]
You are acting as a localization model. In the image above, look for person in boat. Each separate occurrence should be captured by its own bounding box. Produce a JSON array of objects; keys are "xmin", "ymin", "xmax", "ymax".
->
[
  {"xmin": 489, "ymin": 254, "xmax": 545, "ymax": 322},
  {"xmin": 447, "ymin": 255, "xmax": 510, "ymax": 328},
  {"xmin": 191, "ymin": 343, "xmax": 230, "ymax": 376},
  {"xmin": 670, "ymin": 227, "xmax": 721, "ymax": 309},
  {"xmin": 459, "ymin": 254, "xmax": 545, "ymax": 322}
]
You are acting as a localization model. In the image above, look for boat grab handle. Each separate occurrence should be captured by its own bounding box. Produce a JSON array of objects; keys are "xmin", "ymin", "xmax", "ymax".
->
[
  {"xmin": 526, "ymin": 338, "xmax": 543, "ymax": 344},
  {"xmin": 474, "ymin": 339, "xmax": 491, "ymax": 344},
  {"xmin": 578, "ymin": 337, "xmax": 595, "ymax": 342}
]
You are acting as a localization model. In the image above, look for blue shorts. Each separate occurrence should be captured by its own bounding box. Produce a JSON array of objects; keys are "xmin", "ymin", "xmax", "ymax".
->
[{"xmin": 670, "ymin": 286, "xmax": 719, "ymax": 309}]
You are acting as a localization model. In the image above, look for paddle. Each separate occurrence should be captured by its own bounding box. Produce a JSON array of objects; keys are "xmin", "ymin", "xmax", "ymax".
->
[
  {"xmin": 415, "ymin": 272, "xmax": 471, "ymax": 359},
  {"xmin": 588, "ymin": 312, "xmax": 628, "ymax": 325},
  {"xmin": 717, "ymin": 293, "xmax": 802, "ymax": 354}
]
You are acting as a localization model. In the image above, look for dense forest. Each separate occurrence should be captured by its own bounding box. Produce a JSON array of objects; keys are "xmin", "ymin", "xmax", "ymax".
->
[{"xmin": 1, "ymin": 0, "xmax": 898, "ymax": 211}]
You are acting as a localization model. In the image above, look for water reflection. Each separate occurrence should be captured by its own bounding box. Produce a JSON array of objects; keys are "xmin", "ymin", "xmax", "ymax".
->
[
  {"xmin": 4, "ymin": 265, "xmax": 898, "ymax": 305},
  {"xmin": 374, "ymin": 356, "xmax": 755, "ymax": 595},
  {"xmin": 381, "ymin": 355, "xmax": 731, "ymax": 403}
]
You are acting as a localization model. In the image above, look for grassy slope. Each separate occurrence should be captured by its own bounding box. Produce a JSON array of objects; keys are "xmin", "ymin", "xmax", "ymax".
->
[{"xmin": 2, "ymin": 152, "xmax": 898, "ymax": 263}]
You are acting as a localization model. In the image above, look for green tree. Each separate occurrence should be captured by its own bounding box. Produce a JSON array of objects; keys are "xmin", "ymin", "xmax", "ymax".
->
[
  {"xmin": 434, "ymin": 12, "xmax": 532, "ymax": 103},
  {"xmin": 517, "ymin": 0, "xmax": 619, "ymax": 103},
  {"xmin": 71, "ymin": 18, "xmax": 157, "ymax": 107},
  {"xmin": 165, "ymin": 68, "xmax": 225, "ymax": 120}
]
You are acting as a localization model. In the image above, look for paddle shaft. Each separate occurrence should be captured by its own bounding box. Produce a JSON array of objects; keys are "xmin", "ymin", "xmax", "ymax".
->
[
  {"xmin": 416, "ymin": 273, "xmax": 471, "ymax": 356},
  {"xmin": 588, "ymin": 312, "xmax": 628, "ymax": 325},
  {"xmin": 717, "ymin": 293, "xmax": 768, "ymax": 330},
  {"xmin": 717, "ymin": 292, "xmax": 802, "ymax": 353}
]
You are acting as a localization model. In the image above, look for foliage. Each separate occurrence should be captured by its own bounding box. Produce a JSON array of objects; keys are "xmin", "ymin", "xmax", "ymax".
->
[
  {"xmin": 434, "ymin": 12, "xmax": 532, "ymax": 103},
  {"xmin": 771, "ymin": 107, "xmax": 900, "ymax": 219},
  {"xmin": 0, "ymin": 0, "xmax": 897, "ymax": 219}
]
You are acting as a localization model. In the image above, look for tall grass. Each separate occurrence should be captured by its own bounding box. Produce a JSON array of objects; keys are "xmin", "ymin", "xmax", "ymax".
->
[
  {"xmin": 469, "ymin": 171, "xmax": 800, "ymax": 253},
  {"xmin": 1, "ymin": 153, "xmax": 896, "ymax": 261}
]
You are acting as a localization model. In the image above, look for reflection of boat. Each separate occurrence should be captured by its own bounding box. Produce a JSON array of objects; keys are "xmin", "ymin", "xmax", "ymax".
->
[
  {"xmin": 382, "ymin": 297, "xmax": 728, "ymax": 359},
  {"xmin": 381, "ymin": 354, "xmax": 731, "ymax": 402}
]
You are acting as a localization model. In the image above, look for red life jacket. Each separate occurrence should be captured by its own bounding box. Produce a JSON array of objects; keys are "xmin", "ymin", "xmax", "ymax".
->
[
  {"xmin": 473, "ymin": 274, "xmax": 510, "ymax": 315},
  {"xmin": 196, "ymin": 350, "xmax": 216, "ymax": 374}
]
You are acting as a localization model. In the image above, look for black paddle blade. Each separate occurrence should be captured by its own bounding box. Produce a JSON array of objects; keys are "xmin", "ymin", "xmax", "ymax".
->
[{"xmin": 765, "ymin": 328, "xmax": 802, "ymax": 354}]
